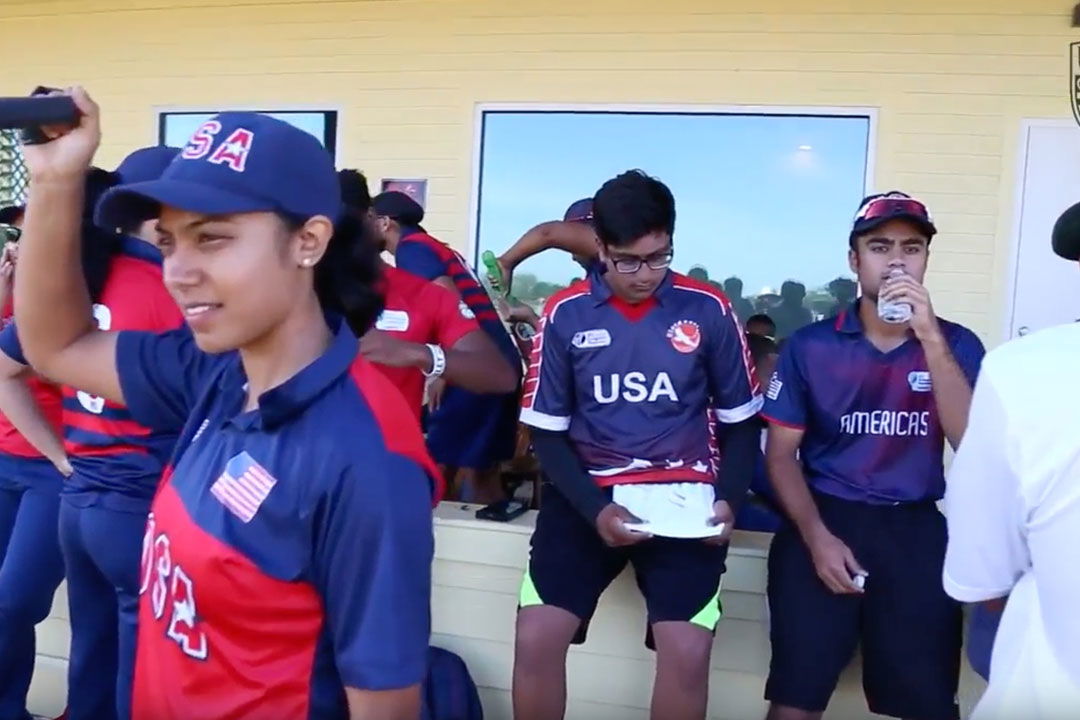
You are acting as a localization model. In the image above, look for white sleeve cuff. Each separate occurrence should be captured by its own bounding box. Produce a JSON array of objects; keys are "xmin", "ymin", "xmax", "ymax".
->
[
  {"xmin": 942, "ymin": 569, "xmax": 1015, "ymax": 603},
  {"xmin": 715, "ymin": 394, "xmax": 764, "ymax": 424},
  {"xmin": 520, "ymin": 408, "xmax": 571, "ymax": 432}
]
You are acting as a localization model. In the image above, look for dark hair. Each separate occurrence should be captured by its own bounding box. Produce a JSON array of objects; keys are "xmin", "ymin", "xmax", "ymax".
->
[
  {"xmin": 828, "ymin": 276, "xmax": 858, "ymax": 300},
  {"xmin": 82, "ymin": 167, "xmax": 124, "ymax": 303},
  {"xmin": 371, "ymin": 191, "xmax": 424, "ymax": 227},
  {"xmin": 746, "ymin": 333, "xmax": 779, "ymax": 363},
  {"xmin": 592, "ymin": 170, "xmax": 675, "ymax": 248},
  {"xmin": 723, "ymin": 276, "xmax": 743, "ymax": 295},
  {"xmin": 746, "ymin": 313, "xmax": 776, "ymax": 333},
  {"xmin": 280, "ymin": 212, "xmax": 384, "ymax": 336},
  {"xmin": 338, "ymin": 169, "xmax": 372, "ymax": 217},
  {"xmin": 780, "ymin": 280, "xmax": 806, "ymax": 300}
]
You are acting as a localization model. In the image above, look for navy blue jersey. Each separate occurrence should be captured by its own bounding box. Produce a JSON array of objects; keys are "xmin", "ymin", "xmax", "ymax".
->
[
  {"xmin": 114, "ymin": 319, "xmax": 438, "ymax": 719},
  {"xmin": 521, "ymin": 269, "xmax": 762, "ymax": 486},
  {"xmin": 762, "ymin": 301, "xmax": 985, "ymax": 503}
]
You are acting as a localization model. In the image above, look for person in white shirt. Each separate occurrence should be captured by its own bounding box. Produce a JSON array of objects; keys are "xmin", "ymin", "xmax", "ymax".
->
[{"xmin": 943, "ymin": 201, "xmax": 1080, "ymax": 719}]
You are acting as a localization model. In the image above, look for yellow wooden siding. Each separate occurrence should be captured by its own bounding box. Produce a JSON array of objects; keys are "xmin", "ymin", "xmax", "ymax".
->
[{"xmin": 0, "ymin": 0, "xmax": 1074, "ymax": 342}]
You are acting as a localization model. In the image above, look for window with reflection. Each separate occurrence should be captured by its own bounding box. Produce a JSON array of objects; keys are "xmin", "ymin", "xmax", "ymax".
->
[{"xmin": 473, "ymin": 110, "xmax": 870, "ymax": 339}]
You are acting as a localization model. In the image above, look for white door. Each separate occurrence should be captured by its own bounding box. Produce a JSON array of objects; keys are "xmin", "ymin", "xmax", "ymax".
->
[{"xmin": 1007, "ymin": 121, "xmax": 1080, "ymax": 339}]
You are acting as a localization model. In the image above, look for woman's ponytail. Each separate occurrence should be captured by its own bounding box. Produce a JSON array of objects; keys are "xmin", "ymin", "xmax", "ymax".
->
[{"xmin": 313, "ymin": 211, "xmax": 384, "ymax": 335}]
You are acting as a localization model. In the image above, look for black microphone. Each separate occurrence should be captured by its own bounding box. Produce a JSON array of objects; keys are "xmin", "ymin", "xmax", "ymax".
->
[
  {"xmin": 1051, "ymin": 202, "xmax": 1080, "ymax": 261},
  {"xmin": 0, "ymin": 87, "xmax": 78, "ymax": 145}
]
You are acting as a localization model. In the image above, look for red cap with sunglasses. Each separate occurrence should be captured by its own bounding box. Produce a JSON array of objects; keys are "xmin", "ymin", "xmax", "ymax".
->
[{"xmin": 850, "ymin": 191, "xmax": 937, "ymax": 246}]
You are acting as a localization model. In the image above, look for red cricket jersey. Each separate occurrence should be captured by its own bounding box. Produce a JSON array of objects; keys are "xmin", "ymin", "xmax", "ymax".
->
[
  {"xmin": 373, "ymin": 265, "xmax": 479, "ymax": 416},
  {"xmin": 0, "ymin": 303, "xmax": 63, "ymax": 459}
]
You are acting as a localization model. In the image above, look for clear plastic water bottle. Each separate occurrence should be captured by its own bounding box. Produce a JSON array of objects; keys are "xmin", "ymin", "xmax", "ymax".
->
[{"xmin": 877, "ymin": 266, "xmax": 913, "ymax": 324}]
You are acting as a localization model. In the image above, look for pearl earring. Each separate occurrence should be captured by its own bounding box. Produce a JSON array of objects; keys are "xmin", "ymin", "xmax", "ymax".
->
[{"xmin": 301, "ymin": 258, "xmax": 314, "ymax": 267}]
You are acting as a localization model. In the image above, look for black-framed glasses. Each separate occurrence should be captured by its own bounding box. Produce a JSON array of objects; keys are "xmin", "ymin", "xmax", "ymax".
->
[
  {"xmin": 0, "ymin": 225, "xmax": 20, "ymax": 244},
  {"xmin": 609, "ymin": 249, "xmax": 674, "ymax": 274}
]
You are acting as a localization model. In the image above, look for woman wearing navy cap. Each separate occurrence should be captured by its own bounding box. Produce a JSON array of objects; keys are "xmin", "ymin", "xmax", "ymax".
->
[{"xmin": 17, "ymin": 88, "xmax": 435, "ymax": 720}]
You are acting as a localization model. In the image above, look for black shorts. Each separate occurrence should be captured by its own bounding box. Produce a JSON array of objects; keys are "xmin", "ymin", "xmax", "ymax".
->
[
  {"xmin": 520, "ymin": 485, "xmax": 728, "ymax": 647},
  {"xmin": 765, "ymin": 492, "xmax": 962, "ymax": 720}
]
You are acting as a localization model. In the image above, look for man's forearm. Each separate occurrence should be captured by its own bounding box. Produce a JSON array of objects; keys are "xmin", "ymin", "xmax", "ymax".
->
[
  {"xmin": 531, "ymin": 428, "xmax": 609, "ymax": 524},
  {"xmin": 767, "ymin": 453, "xmax": 825, "ymax": 542},
  {"xmin": 0, "ymin": 377, "xmax": 67, "ymax": 469},
  {"xmin": 501, "ymin": 222, "xmax": 597, "ymax": 269},
  {"xmin": 400, "ymin": 340, "xmax": 518, "ymax": 394},
  {"xmin": 714, "ymin": 418, "xmax": 760, "ymax": 510},
  {"xmin": 923, "ymin": 336, "xmax": 973, "ymax": 449},
  {"xmin": 345, "ymin": 685, "xmax": 421, "ymax": 720}
]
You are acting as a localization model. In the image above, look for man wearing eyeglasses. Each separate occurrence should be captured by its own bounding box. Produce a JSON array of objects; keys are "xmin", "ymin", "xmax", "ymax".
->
[
  {"xmin": 514, "ymin": 170, "xmax": 763, "ymax": 720},
  {"xmin": 761, "ymin": 191, "xmax": 985, "ymax": 720}
]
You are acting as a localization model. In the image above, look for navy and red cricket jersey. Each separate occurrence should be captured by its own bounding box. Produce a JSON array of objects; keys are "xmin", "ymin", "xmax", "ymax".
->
[
  {"xmin": 521, "ymin": 269, "xmax": 762, "ymax": 486},
  {"xmin": 0, "ymin": 310, "xmax": 62, "ymax": 461},
  {"xmin": 115, "ymin": 316, "xmax": 438, "ymax": 719},
  {"xmin": 0, "ymin": 237, "xmax": 184, "ymax": 508},
  {"xmin": 762, "ymin": 300, "xmax": 985, "ymax": 503},
  {"xmin": 394, "ymin": 229, "xmax": 520, "ymax": 368},
  {"xmin": 373, "ymin": 264, "xmax": 479, "ymax": 416}
]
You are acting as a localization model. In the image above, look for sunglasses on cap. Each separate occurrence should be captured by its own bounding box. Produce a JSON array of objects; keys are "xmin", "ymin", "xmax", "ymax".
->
[
  {"xmin": 854, "ymin": 194, "xmax": 933, "ymax": 224},
  {"xmin": 0, "ymin": 225, "xmax": 20, "ymax": 244}
]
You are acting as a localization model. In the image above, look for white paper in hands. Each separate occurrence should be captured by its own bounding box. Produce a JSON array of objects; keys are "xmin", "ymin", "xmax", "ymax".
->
[
  {"xmin": 623, "ymin": 521, "xmax": 726, "ymax": 539},
  {"xmin": 613, "ymin": 482, "xmax": 722, "ymax": 539}
]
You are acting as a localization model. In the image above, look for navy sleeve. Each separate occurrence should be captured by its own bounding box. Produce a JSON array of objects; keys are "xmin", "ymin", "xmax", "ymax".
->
[
  {"xmin": 395, "ymin": 240, "xmax": 448, "ymax": 281},
  {"xmin": 0, "ymin": 323, "xmax": 26, "ymax": 365},
  {"xmin": 706, "ymin": 302, "xmax": 763, "ymax": 423},
  {"xmin": 762, "ymin": 337, "xmax": 809, "ymax": 429},
  {"xmin": 949, "ymin": 326, "xmax": 987, "ymax": 388},
  {"xmin": 115, "ymin": 328, "xmax": 218, "ymax": 433},
  {"xmin": 312, "ymin": 455, "xmax": 433, "ymax": 690}
]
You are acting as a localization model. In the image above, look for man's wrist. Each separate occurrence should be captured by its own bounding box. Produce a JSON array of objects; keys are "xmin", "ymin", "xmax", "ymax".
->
[
  {"xmin": 796, "ymin": 517, "xmax": 829, "ymax": 546},
  {"xmin": 408, "ymin": 343, "xmax": 433, "ymax": 373},
  {"xmin": 421, "ymin": 344, "xmax": 446, "ymax": 378},
  {"xmin": 920, "ymin": 330, "xmax": 950, "ymax": 357}
]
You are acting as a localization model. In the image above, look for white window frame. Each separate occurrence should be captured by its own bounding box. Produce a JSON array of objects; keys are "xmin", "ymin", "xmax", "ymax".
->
[{"xmin": 154, "ymin": 104, "xmax": 343, "ymax": 160}]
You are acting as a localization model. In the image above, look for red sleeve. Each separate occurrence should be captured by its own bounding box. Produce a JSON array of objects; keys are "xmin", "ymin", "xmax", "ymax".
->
[{"xmin": 424, "ymin": 282, "xmax": 480, "ymax": 348}]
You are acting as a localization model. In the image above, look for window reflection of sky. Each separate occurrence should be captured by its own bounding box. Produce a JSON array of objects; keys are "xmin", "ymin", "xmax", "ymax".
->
[{"xmin": 475, "ymin": 111, "xmax": 869, "ymax": 298}]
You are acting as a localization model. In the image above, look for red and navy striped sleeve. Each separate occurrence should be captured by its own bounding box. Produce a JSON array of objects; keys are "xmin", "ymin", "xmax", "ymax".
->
[{"xmin": 520, "ymin": 287, "xmax": 584, "ymax": 432}]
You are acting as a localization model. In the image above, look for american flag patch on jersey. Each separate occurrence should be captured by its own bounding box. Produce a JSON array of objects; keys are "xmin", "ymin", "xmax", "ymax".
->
[
  {"xmin": 210, "ymin": 451, "xmax": 277, "ymax": 523},
  {"xmin": 766, "ymin": 373, "xmax": 783, "ymax": 401}
]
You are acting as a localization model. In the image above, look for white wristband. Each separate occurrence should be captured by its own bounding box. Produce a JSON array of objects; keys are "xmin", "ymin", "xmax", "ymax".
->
[{"xmin": 423, "ymin": 344, "xmax": 446, "ymax": 378}]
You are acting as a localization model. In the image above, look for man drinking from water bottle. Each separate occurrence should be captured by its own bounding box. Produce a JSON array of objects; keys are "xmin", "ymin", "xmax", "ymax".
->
[{"xmin": 761, "ymin": 191, "xmax": 985, "ymax": 720}]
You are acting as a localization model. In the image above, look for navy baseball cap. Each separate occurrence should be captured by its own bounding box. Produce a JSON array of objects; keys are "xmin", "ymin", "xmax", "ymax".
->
[
  {"xmin": 114, "ymin": 146, "xmax": 181, "ymax": 185},
  {"xmin": 0, "ymin": 205, "xmax": 23, "ymax": 225},
  {"xmin": 850, "ymin": 191, "xmax": 936, "ymax": 243},
  {"xmin": 96, "ymin": 112, "xmax": 340, "ymax": 231},
  {"xmin": 564, "ymin": 198, "xmax": 593, "ymax": 225},
  {"xmin": 371, "ymin": 191, "xmax": 425, "ymax": 225}
]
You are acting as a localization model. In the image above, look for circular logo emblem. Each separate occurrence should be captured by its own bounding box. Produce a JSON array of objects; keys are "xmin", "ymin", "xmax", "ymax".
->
[{"xmin": 667, "ymin": 320, "xmax": 701, "ymax": 353}]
